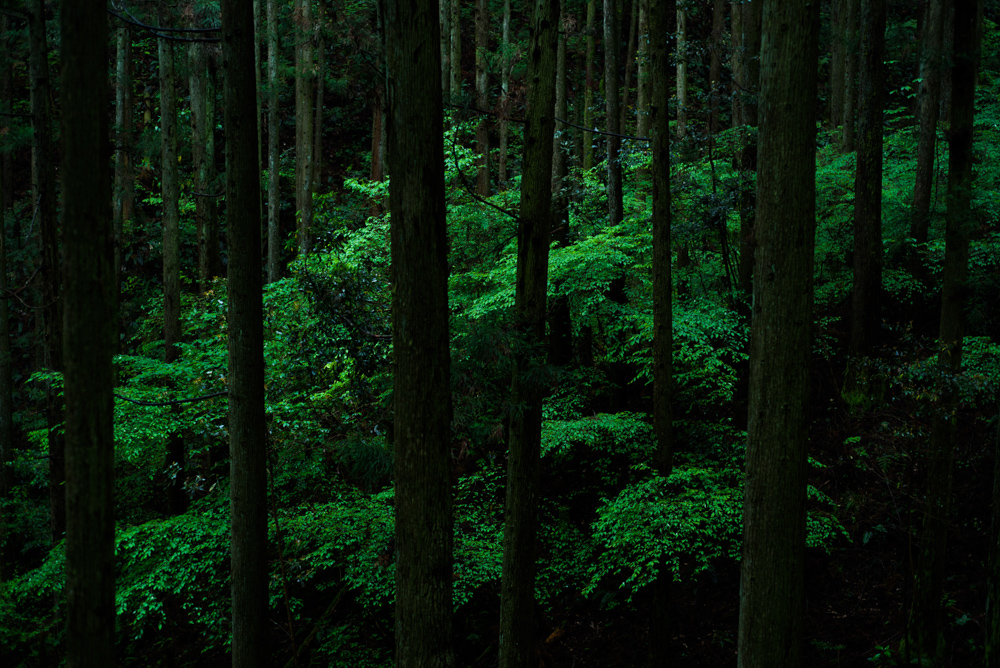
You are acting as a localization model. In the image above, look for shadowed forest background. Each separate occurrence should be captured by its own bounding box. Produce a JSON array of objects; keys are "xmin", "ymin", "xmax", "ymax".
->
[{"xmin": 1, "ymin": 0, "xmax": 1000, "ymax": 666}]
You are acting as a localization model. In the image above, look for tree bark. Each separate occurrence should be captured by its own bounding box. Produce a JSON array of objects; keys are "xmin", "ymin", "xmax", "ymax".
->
[
  {"xmin": 60, "ymin": 0, "xmax": 114, "ymax": 662},
  {"xmin": 191, "ymin": 36, "xmax": 212, "ymax": 293},
  {"xmin": 549, "ymin": 10, "xmax": 571, "ymax": 367},
  {"xmin": 736, "ymin": 1, "xmax": 819, "ymax": 666},
  {"xmin": 222, "ymin": 0, "xmax": 269, "ymax": 664},
  {"xmin": 295, "ymin": 0, "xmax": 314, "ymax": 256},
  {"xmin": 159, "ymin": 4, "xmax": 181, "ymax": 364},
  {"xmin": 29, "ymin": 0, "xmax": 63, "ymax": 544},
  {"xmin": 619, "ymin": 0, "xmax": 638, "ymax": 133},
  {"xmin": 385, "ymin": 0, "xmax": 455, "ymax": 663},
  {"xmin": 583, "ymin": 0, "xmax": 596, "ymax": 172},
  {"xmin": 840, "ymin": 0, "xmax": 860, "ymax": 152},
  {"xmin": 440, "ymin": 0, "xmax": 452, "ymax": 97},
  {"xmin": 910, "ymin": 0, "xmax": 945, "ymax": 252},
  {"xmin": 0, "ymin": 81, "xmax": 11, "ymax": 580},
  {"xmin": 451, "ymin": 0, "xmax": 462, "ymax": 102},
  {"xmin": 498, "ymin": 0, "xmax": 512, "ymax": 185},
  {"xmin": 635, "ymin": 0, "xmax": 650, "ymax": 141},
  {"xmin": 675, "ymin": 7, "xmax": 687, "ymax": 140},
  {"xmin": 708, "ymin": 0, "xmax": 725, "ymax": 135},
  {"xmin": 850, "ymin": 0, "xmax": 886, "ymax": 358},
  {"xmin": 604, "ymin": 0, "xmax": 622, "ymax": 225},
  {"xmin": 312, "ymin": 1, "xmax": 326, "ymax": 199},
  {"xmin": 732, "ymin": 0, "xmax": 760, "ymax": 301},
  {"xmin": 907, "ymin": 2, "xmax": 981, "ymax": 662},
  {"xmin": 475, "ymin": 0, "xmax": 491, "ymax": 196},
  {"xmin": 114, "ymin": 23, "xmax": 134, "ymax": 345},
  {"xmin": 499, "ymin": 0, "xmax": 559, "ymax": 665},
  {"xmin": 267, "ymin": 0, "xmax": 281, "ymax": 282},
  {"xmin": 829, "ymin": 0, "xmax": 845, "ymax": 127}
]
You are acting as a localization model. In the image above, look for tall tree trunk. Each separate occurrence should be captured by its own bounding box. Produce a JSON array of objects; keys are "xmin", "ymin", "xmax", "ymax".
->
[
  {"xmin": 907, "ymin": 2, "xmax": 981, "ymax": 663},
  {"xmin": 604, "ymin": 0, "xmax": 623, "ymax": 225},
  {"xmin": 475, "ymin": 0, "xmax": 490, "ymax": 196},
  {"xmin": 675, "ymin": 6, "xmax": 687, "ymax": 140},
  {"xmin": 114, "ymin": 24, "xmax": 134, "ymax": 348},
  {"xmin": 450, "ymin": 0, "xmax": 462, "ymax": 102},
  {"xmin": 159, "ymin": 9, "xmax": 181, "ymax": 364},
  {"xmin": 850, "ymin": 0, "xmax": 886, "ymax": 358},
  {"xmin": 549, "ymin": 10, "xmax": 571, "ymax": 367},
  {"xmin": 737, "ymin": 1, "xmax": 819, "ymax": 666},
  {"xmin": 991, "ymin": 426, "xmax": 1000, "ymax": 667},
  {"xmin": 840, "ymin": 0, "xmax": 860, "ymax": 152},
  {"xmin": 29, "ymin": 0, "xmax": 63, "ymax": 544},
  {"xmin": 498, "ymin": 0, "xmax": 512, "ymax": 185},
  {"xmin": 440, "ymin": 0, "xmax": 452, "ymax": 98},
  {"xmin": 829, "ymin": 0, "xmax": 845, "ymax": 127},
  {"xmin": 648, "ymin": 0, "xmax": 674, "ymax": 660},
  {"xmin": 267, "ymin": 0, "xmax": 281, "ymax": 282},
  {"xmin": 635, "ymin": 0, "xmax": 650, "ymax": 140},
  {"xmin": 295, "ymin": 0, "xmax": 314, "ymax": 256},
  {"xmin": 910, "ymin": 0, "xmax": 945, "ymax": 254},
  {"xmin": 222, "ymin": 0, "xmax": 269, "ymax": 664},
  {"xmin": 0, "ymin": 99, "xmax": 11, "ymax": 583},
  {"xmin": 708, "ymin": 0, "xmax": 725, "ymax": 135},
  {"xmin": 619, "ymin": 0, "xmax": 638, "ymax": 133},
  {"xmin": 385, "ymin": 0, "xmax": 455, "ymax": 663},
  {"xmin": 938, "ymin": 1, "xmax": 955, "ymax": 123},
  {"xmin": 312, "ymin": 1, "xmax": 325, "ymax": 198},
  {"xmin": 499, "ymin": 0, "xmax": 559, "ymax": 664},
  {"xmin": 60, "ymin": 0, "xmax": 114, "ymax": 662},
  {"xmin": 191, "ymin": 39, "xmax": 212, "ymax": 293},
  {"xmin": 583, "ymin": 0, "xmax": 596, "ymax": 172},
  {"xmin": 0, "ymin": 17, "xmax": 10, "ymax": 218},
  {"xmin": 732, "ymin": 0, "xmax": 760, "ymax": 300},
  {"xmin": 206, "ymin": 65, "xmax": 222, "ymax": 278}
]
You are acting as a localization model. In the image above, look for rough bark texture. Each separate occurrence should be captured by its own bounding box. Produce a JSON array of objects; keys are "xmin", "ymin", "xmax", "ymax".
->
[
  {"xmin": 583, "ymin": 0, "xmax": 596, "ymax": 172},
  {"xmin": 603, "ymin": 0, "xmax": 623, "ymax": 225},
  {"xmin": 295, "ymin": 0, "xmax": 314, "ymax": 256},
  {"xmin": 850, "ymin": 0, "xmax": 886, "ymax": 358},
  {"xmin": 620, "ymin": 0, "xmax": 638, "ymax": 133},
  {"xmin": 709, "ymin": 0, "xmax": 725, "ymax": 134},
  {"xmin": 267, "ymin": 0, "xmax": 281, "ymax": 282},
  {"xmin": 0, "ymin": 91, "xmax": 11, "ymax": 580},
  {"xmin": 191, "ymin": 37, "xmax": 212, "ymax": 292},
  {"xmin": 736, "ymin": 1, "xmax": 819, "ymax": 666},
  {"xmin": 910, "ymin": 0, "xmax": 945, "ymax": 251},
  {"xmin": 991, "ymin": 429, "xmax": 1000, "ymax": 667},
  {"xmin": 907, "ymin": 2, "xmax": 981, "ymax": 662},
  {"xmin": 549, "ymin": 11, "xmax": 572, "ymax": 367},
  {"xmin": 222, "ymin": 0, "xmax": 269, "ymax": 664},
  {"xmin": 498, "ymin": 0, "xmax": 512, "ymax": 184},
  {"xmin": 498, "ymin": 0, "xmax": 559, "ymax": 665},
  {"xmin": 675, "ymin": 7, "xmax": 687, "ymax": 140},
  {"xmin": 312, "ymin": 1, "xmax": 326, "ymax": 196},
  {"xmin": 61, "ymin": 0, "xmax": 114, "ymax": 663},
  {"xmin": 385, "ymin": 1, "xmax": 455, "ymax": 665},
  {"xmin": 450, "ymin": 0, "xmax": 462, "ymax": 102},
  {"xmin": 159, "ymin": 12, "xmax": 181, "ymax": 364},
  {"xmin": 829, "ymin": 0, "xmax": 845, "ymax": 127},
  {"xmin": 475, "ymin": 0, "xmax": 491, "ymax": 196},
  {"xmin": 114, "ymin": 24, "xmax": 134, "ymax": 332},
  {"xmin": 440, "ymin": 0, "xmax": 451, "ymax": 97},
  {"xmin": 29, "ymin": 0, "xmax": 63, "ymax": 544},
  {"xmin": 648, "ymin": 0, "xmax": 674, "ymax": 658},
  {"xmin": 635, "ymin": 0, "xmax": 650, "ymax": 141},
  {"xmin": 731, "ymin": 0, "xmax": 760, "ymax": 300},
  {"xmin": 840, "ymin": 0, "xmax": 860, "ymax": 152}
]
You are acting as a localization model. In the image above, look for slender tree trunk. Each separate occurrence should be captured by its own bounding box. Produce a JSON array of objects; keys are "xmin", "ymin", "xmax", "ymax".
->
[
  {"xmin": 675, "ymin": 7, "xmax": 687, "ymax": 140},
  {"xmin": 499, "ymin": 0, "xmax": 559, "ymax": 665},
  {"xmin": 840, "ymin": 0, "xmax": 860, "ymax": 152},
  {"xmin": 939, "ymin": 1, "xmax": 955, "ymax": 123},
  {"xmin": 385, "ymin": 0, "xmax": 455, "ymax": 663},
  {"xmin": 829, "ymin": 0, "xmax": 845, "ymax": 127},
  {"xmin": 0, "ymin": 101, "xmax": 11, "ymax": 582},
  {"xmin": 910, "ymin": 0, "xmax": 944, "ymax": 252},
  {"xmin": 159, "ymin": 9, "xmax": 181, "ymax": 364},
  {"xmin": 907, "ymin": 3, "xmax": 981, "ymax": 663},
  {"xmin": 441, "ymin": 0, "xmax": 451, "ymax": 97},
  {"xmin": 583, "ymin": 0, "xmax": 596, "ymax": 172},
  {"xmin": 850, "ymin": 0, "xmax": 886, "ymax": 358},
  {"xmin": 635, "ymin": 0, "xmax": 650, "ymax": 140},
  {"xmin": 475, "ymin": 0, "xmax": 490, "ymax": 196},
  {"xmin": 709, "ymin": 0, "xmax": 725, "ymax": 135},
  {"xmin": 206, "ymin": 66, "xmax": 222, "ymax": 278},
  {"xmin": 114, "ymin": 24, "xmax": 134, "ymax": 348},
  {"xmin": 498, "ymin": 0, "xmax": 512, "ymax": 185},
  {"xmin": 295, "ymin": 0, "xmax": 314, "ymax": 256},
  {"xmin": 736, "ymin": 1, "xmax": 819, "ymax": 666},
  {"xmin": 29, "ymin": 0, "xmax": 63, "ymax": 544},
  {"xmin": 60, "ymin": 0, "xmax": 114, "ymax": 662},
  {"xmin": 450, "ymin": 0, "xmax": 462, "ymax": 102},
  {"xmin": 732, "ymin": 0, "xmax": 760, "ymax": 300},
  {"xmin": 191, "ymin": 39, "xmax": 212, "ymax": 293},
  {"xmin": 222, "ymin": 0, "xmax": 269, "ymax": 664},
  {"xmin": 0, "ymin": 18, "xmax": 10, "ymax": 217},
  {"xmin": 267, "ymin": 0, "xmax": 281, "ymax": 282},
  {"xmin": 604, "ymin": 0, "xmax": 623, "ymax": 225},
  {"xmin": 991, "ymin": 427, "xmax": 1000, "ymax": 667},
  {"xmin": 619, "ymin": 0, "xmax": 638, "ymax": 133},
  {"xmin": 549, "ymin": 10, "xmax": 572, "ymax": 367},
  {"xmin": 312, "ymin": 1, "xmax": 325, "ymax": 198}
]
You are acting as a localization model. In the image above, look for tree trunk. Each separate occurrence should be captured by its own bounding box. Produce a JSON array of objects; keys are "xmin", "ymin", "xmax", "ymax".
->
[
  {"xmin": 498, "ymin": 0, "xmax": 512, "ymax": 185},
  {"xmin": 222, "ymin": 0, "xmax": 269, "ymax": 664},
  {"xmin": 385, "ymin": 0, "xmax": 455, "ymax": 663},
  {"xmin": 604, "ymin": 0, "xmax": 623, "ymax": 225},
  {"xmin": 295, "ymin": 0, "xmax": 314, "ymax": 256},
  {"xmin": 60, "ymin": 0, "xmax": 114, "ymax": 662},
  {"xmin": 498, "ymin": 0, "xmax": 559, "ymax": 665},
  {"xmin": 736, "ymin": 1, "xmax": 819, "ymax": 666},
  {"xmin": 29, "ymin": 0, "xmax": 63, "ymax": 544},
  {"xmin": 583, "ymin": 0, "xmax": 596, "ymax": 172},
  {"xmin": 619, "ymin": 0, "xmax": 638, "ymax": 133},
  {"xmin": 907, "ymin": 2, "xmax": 981, "ymax": 662},
  {"xmin": 635, "ymin": 0, "xmax": 650, "ymax": 140},
  {"xmin": 267, "ymin": 0, "xmax": 281, "ymax": 282},
  {"xmin": 0, "ymin": 92, "xmax": 12, "ymax": 581},
  {"xmin": 991, "ymin": 428, "xmax": 1000, "ymax": 667},
  {"xmin": 450, "ymin": 0, "xmax": 462, "ymax": 102},
  {"xmin": 910, "ymin": 0, "xmax": 944, "ymax": 253},
  {"xmin": 206, "ymin": 65, "xmax": 222, "ymax": 279},
  {"xmin": 850, "ymin": 0, "xmax": 886, "ymax": 358},
  {"xmin": 732, "ymin": 0, "xmax": 760, "ymax": 301},
  {"xmin": 0, "ymin": 19, "xmax": 10, "ymax": 217},
  {"xmin": 549, "ymin": 10, "xmax": 572, "ymax": 367},
  {"xmin": 440, "ymin": 0, "xmax": 451, "ymax": 98},
  {"xmin": 939, "ymin": 1, "xmax": 955, "ymax": 123},
  {"xmin": 114, "ymin": 23, "xmax": 134, "ymax": 348},
  {"xmin": 829, "ymin": 0, "xmax": 845, "ymax": 127},
  {"xmin": 191, "ymin": 38, "xmax": 212, "ymax": 293},
  {"xmin": 708, "ymin": 0, "xmax": 725, "ymax": 135},
  {"xmin": 475, "ymin": 0, "xmax": 491, "ymax": 196},
  {"xmin": 159, "ymin": 7, "xmax": 181, "ymax": 364},
  {"xmin": 675, "ymin": 7, "xmax": 687, "ymax": 140},
  {"xmin": 840, "ymin": 0, "xmax": 860, "ymax": 152},
  {"xmin": 312, "ymin": 1, "xmax": 325, "ymax": 199}
]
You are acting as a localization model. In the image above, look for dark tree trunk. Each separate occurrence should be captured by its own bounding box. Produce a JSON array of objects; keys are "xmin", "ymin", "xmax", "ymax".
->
[
  {"xmin": 29, "ymin": 0, "xmax": 63, "ymax": 544},
  {"xmin": 619, "ymin": 0, "xmax": 638, "ymax": 133},
  {"xmin": 635, "ymin": 0, "xmax": 650, "ymax": 141},
  {"xmin": 549, "ymin": 10, "xmax": 572, "ymax": 367},
  {"xmin": 0, "ymin": 90, "xmax": 11, "ymax": 581},
  {"xmin": 737, "ymin": 1, "xmax": 819, "ymax": 666},
  {"xmin": 910, "ymin": 0, "xmax": 945, "ymax": 255},
  {"xmin": 222, "ymin": 0, "xmax": 269, "ymax": 664},
  {"xmin": 312, "ymin": 1, "xmax": 325, "ymax": 196},
  {"xmin": 708, "ymin": 0, "xmax": 725, "ymax": 135},
  {"xmin": 829, "ymin": 0, "xmax": 845, "ymax": 127},
  {"xmin": 675, "ymin": 7, "xmax": 687, "ymax": 140},
  {"xmin": 385, "ymin": 0, "xmax": 455, "ymax": 664},
  {"xmin": 498, "ymin": 0, "xmax": 512, "ymax": 185},
  {"xmin": 60, "ymin": 0, "xmax": 114, "ymax": 662},
  {"xmin": 850, "ymin": 0, "xmax": 886, "ymax": 358},
  {"xmin": 159, "ymin": 5, "xmax": 181, "ymax": 364},
  {"xmin": 604, "ymin": 0, "xmax": 623, "ymax": 225},
  {"xmin": 267, "ymin": 0, "xmax": 281, "ymax": 282},
  {"xmin": 450, "ymin": 0, "xmax": 461, "ymax": 102},
  {"xmin": 583, "ymin": 0, "xmax": 596, "ymax": 173},
  {"xmin": 840, "ymin": 0, "xmax": 860, "ymax": 152},
  {"xmin": 648, "ymin": 0, "xmax": 674, "ymax": 659},
  {"xmin": 114, "ymin": 23, "xmax": 134, "ymax": 352},
  {"xmin": 475, "ymin": 0, "xmax": 491, "ymax": 196},
  {"xmin": 440, "ymin": 0, "xmax": 451, "ymax": 96},
  {"xmin": 731, "ymin": 0, "xmax": 760, "ymax": 301},
  {"xmin": 498, "ymin": 0, "xmax": 559, "ymax": 665},
  {"xmin": 294, "ymin": 0, "xmax": 314, "ymax": 256},
  {"xmin": 191, "ymin": 34, "xmax": 212, "ymax": 293},
  {"xmin": 907, "ymin": 2, "xmax": 981, "ymax": 663}
]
